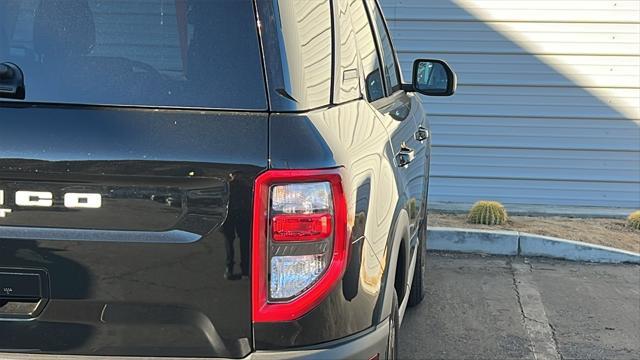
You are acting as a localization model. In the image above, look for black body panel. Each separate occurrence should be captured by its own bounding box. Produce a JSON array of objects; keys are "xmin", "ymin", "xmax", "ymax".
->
[
  {"xmin": 257, "ymin": 101, "xmax": 421, "ymax": 348},
  {"xmin": 0, "ymin": 106, "xmax": 268, "ymax": 358},
  {"xmin": 253, "ymin": 0, "xmax": 432, "ymax": 349}
]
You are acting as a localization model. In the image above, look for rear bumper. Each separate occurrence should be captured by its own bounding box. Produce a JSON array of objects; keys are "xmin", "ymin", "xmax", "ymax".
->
[
  {"xmin": 251, "ymin": 320, "xmax": 389, "ymax": 360},
  {"xmin": 0, "ymin": 320, "xmax": 389, "ymax": 360}
]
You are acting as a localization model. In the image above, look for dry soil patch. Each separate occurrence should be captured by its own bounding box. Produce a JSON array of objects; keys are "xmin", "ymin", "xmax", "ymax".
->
[{"xmin": 428, "ymin": 213, "xmax": 640, "ymax": 253}]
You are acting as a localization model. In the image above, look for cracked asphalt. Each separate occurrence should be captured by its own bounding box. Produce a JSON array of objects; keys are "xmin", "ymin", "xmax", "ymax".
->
[{"xmin": 399, "ymin": 252, "xmax": 640, "ymax": 360}]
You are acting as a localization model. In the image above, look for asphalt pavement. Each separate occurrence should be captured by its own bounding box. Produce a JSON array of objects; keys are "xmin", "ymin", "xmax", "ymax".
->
[{"xmin": 399, "ymin": 252, "xmax": 640, "ymax": 360}]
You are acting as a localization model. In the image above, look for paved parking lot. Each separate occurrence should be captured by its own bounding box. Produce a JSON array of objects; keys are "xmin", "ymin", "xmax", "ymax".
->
[{"xmin": 400, "ymin": 253, "xmax": 640, "ymax": 360}]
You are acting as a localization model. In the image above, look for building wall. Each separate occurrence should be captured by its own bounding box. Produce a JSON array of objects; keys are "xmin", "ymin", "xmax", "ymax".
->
[{"xmin": 381, "ymin": 0, "xmax": 640, "ymax": 209}]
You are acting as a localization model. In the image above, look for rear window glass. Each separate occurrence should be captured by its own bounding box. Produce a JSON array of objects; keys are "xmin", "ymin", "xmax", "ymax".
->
[{"xmin": 0, "ymin": 0, "xmax": 267, "ymax": 110}]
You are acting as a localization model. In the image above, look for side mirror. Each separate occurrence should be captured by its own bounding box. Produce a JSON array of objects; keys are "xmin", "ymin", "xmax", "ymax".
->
[
  {"xmin": 408, "ymin": 59, "xmax": 456, "ymax": 96},
  {"xmin": 0, "ymin": 62, "xmax": 25, "ymax": 100}
]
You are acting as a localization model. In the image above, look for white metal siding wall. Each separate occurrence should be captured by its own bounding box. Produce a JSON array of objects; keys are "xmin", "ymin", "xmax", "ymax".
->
[{"xmin": 381, "ymin": 0, "xmax": 640, "ymax": 209}]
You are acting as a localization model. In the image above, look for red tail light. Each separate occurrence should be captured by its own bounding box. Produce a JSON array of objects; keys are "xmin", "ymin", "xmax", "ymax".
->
[
  {"xmin": 252, "ymin": 168, "xmax": 349, "ymax": 323},
  {"xmin": 272, "ymin": 213, "xmax": 333, "ymax": 241}
]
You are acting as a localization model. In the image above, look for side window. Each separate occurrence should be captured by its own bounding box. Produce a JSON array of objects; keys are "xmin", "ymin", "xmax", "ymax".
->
[
  {"xmin": 367, "ymin": 0, "xmax": 401, "ymax": 93},
  {"xmin": 349, "ymin": 0, "xmax": 384, "ymax": 102},
  {"xmin": 334, "ymin": 0, "xmax": 361, "ymax": 104},
  {"xmin": 274, "ymin": 0, "xmax": 333, "ymax": 109}
]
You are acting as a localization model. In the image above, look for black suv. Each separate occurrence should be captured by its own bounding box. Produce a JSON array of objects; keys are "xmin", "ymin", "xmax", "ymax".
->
[{"xmin": 0, "ymin": 0, "xmax": 455, "ymax": 359}]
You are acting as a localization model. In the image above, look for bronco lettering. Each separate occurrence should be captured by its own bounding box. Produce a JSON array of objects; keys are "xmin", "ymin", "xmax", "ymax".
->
[{"xmin": 0, "ymin": 190, "xmax": 102, "ymax": 213}]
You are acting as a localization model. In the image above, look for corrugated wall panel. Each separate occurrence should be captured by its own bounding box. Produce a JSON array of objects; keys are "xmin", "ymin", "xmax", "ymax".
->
[
  {"xmin": 431, "ymin": 147, "xmax": 640, "ymax": 182},
  {"xmin": 429, "ymin": 116, "xmax": 640, "ymax": 151},
  {"xmin": 429, "ymin": 177, "xmax": 639, "ymax": 207},
  {"xmin": 383, "ymin": 0, "xmax": 640, "ymax": 22},
  {"xmin": 381, "ymin": 0, "xmax": 640, "ymax": 209}
]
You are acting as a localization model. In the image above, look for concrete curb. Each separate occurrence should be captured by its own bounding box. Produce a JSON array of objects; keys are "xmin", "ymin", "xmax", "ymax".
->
[
  {"xmin": 428, "ymin": 227, "xmax": 519, "ymax": 255},
  {"xmin": 427, "ymin": 227, "xmax": 640, "ymax": 264}
]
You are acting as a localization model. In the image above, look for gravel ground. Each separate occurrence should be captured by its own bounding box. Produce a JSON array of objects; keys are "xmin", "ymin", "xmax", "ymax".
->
[{"xmin": 428, "ymin": 212, "xmax": 640, "ymax": 253}]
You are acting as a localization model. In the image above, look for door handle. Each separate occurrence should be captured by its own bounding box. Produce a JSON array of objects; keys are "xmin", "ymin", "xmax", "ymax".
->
[
  {"xmin": 415, "ymin": 126, "xmax": 429, "ymax": 142},
  {"xmin": 396, "ymin": 145, "xmax": 415, "ymax": 167}
]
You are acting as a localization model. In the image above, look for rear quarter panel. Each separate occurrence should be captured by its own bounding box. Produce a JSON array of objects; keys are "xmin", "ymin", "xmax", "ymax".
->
[{"xmin": 260, "ymin": 100, "xmax": 404, "ymax": 348}]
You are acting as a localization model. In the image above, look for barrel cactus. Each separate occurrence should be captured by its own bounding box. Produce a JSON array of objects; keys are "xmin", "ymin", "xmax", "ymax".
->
[
  {"xmin": 628, "ymin": 210, "xmax": 640, "ymax": 230},
  {"xmin": 467, "ymin": 201, "xmax": 508, "ymax": 225}
]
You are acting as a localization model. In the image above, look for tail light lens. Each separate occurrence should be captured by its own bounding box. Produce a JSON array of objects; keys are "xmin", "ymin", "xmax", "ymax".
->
[
  {"xmin": 252, "ymin": 169, "xmax": 349, "ymax": 323},
  {"xmin": 271, "ymin": 213, "xmax": 333, "ymax": 241}
]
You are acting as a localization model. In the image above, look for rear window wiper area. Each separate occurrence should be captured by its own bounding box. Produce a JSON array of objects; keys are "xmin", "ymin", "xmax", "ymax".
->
[{"xmin": 0, "ymin": 62, "xmax": 25, "ymax": 100}]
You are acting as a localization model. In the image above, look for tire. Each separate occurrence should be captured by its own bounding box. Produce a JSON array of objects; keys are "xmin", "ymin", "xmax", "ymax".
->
[
  {"xmin": 387, "ymin": 290, "xmax": 399, "ymax": 360},
  {"xmin": 407, "ymin": 234, "xmax": 426, "ymax": 307}
]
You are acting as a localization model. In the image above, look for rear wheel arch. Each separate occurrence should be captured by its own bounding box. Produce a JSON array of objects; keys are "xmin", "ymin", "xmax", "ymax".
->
[
  {"xmin": 394, "ymin": 239, "xmax": 406, "ymax": 304},
  {"xmin": 379, "ymin": 208, "xmax": 410, "ymax": 322}
]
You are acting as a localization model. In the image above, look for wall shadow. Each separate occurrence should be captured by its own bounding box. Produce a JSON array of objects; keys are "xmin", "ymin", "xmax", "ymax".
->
[{"xmin": 382, "ymin": 0, "xmax": 640, "ymax": 209}]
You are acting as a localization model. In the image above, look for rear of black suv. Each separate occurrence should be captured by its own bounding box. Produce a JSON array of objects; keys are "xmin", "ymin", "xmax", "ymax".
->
[
  {"xmin": 1, "ymin": 0, "xmax": 456, "ymax": 359},
  {"xmin": 1, "ymin": 0, "xmax": 267, "ymax": 358}
]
